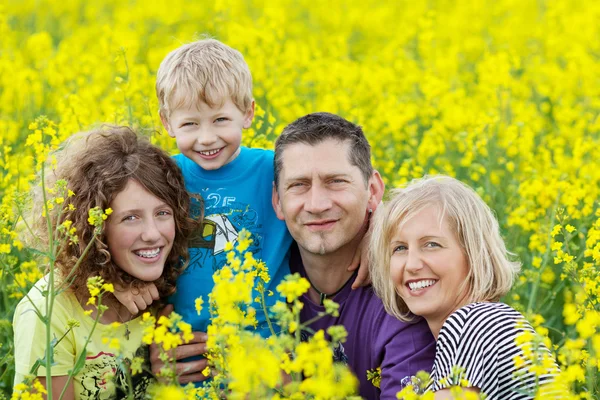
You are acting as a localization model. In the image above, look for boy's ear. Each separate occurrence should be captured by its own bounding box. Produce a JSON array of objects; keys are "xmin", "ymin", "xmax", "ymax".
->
[
  {"xmin": 272, "ymin": 183, "xmax": 285, "ymax": 221},
  {"xmin": 367, "ymin": 170, "xmax": 385, "ymax": 212},
  {"xmin": 243, "ymin": 100, "xmax": 255, "ymax": 129},
  {"xmin": 160, "ymin": 113, "xmax": 175, "ymax": 138}
]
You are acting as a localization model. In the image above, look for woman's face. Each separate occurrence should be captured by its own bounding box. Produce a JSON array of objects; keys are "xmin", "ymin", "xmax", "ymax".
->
[
  {"xmin": 389, "ymin": 205, "xmax": 470, "ymax": 328},
  {"xmin": 105, "ymin": 179, "xmax": 176, "ymax": 282}
]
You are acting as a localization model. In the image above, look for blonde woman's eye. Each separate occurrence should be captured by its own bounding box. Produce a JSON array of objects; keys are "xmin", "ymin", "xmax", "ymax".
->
[
  {"xmin": 425, "ymin": 242, "xmax": 441, "ymax": 248},
  {"xmin": 393, "ymin": 245, "xmax": 407, "ymax": 253}
]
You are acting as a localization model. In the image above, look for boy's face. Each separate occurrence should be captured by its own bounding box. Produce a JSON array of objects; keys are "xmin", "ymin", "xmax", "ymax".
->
[{"xmin": 163, "ymin": 98, "xmax": 254, "ymax": 170}]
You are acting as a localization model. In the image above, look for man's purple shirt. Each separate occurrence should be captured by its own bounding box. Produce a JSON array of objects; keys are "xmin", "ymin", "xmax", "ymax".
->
[{"xmin": 290, "ymin": 246, "xmax": 436, "ymax": 399}]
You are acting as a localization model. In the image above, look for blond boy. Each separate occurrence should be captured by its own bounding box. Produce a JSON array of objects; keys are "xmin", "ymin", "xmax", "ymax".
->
[{"xmin": 156, "ymin": 39, "xmax": 293, "ymax": 338}]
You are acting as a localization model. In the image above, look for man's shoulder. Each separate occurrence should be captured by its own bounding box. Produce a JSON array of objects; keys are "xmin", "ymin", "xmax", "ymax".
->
[
  {"xmin": 348, "ymin": 285, "xmax": 430, "ymax": 331},
  {"xmin": 243, "ymin": 146, "xmax": 274, "ymax": 158}
]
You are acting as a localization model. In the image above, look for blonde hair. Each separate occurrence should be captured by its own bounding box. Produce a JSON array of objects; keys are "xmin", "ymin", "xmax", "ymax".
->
[
  {"xmin": 369, "ymin": 175, "xmax": 520, "ymax": 322},
  {"xmin": 156, "ymin": 38, "xmax": 253, "ymax": 119}
]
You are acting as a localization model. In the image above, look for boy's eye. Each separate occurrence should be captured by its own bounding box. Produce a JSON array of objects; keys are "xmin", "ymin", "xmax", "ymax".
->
[
  {"xmin": 181, "ymin": 122, "xmax": 196, "ymax": 127},
  {"xmin": 214, "ymin": 117, "xmax": 228, "ymax": 123}
]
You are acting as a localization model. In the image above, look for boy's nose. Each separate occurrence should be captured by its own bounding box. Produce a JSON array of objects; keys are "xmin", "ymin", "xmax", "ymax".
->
[{"xmin": 196, "ymin": 128, "xmax": 217, "ymax": 146}]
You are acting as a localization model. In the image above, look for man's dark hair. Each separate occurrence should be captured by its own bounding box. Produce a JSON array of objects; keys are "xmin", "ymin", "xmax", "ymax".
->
[{"xmin": 274, "ymin": 112, "xmax": 373, "ymax": 189}]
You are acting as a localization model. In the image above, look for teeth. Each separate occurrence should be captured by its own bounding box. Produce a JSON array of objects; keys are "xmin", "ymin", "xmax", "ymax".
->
[
  {"xmin": 408, "ymin": 280, "xmax": 436, "ymax": 291},
  {"xmin": 135, "ymin": 248, "xmax": 160, "ymax": 258},
  {"xmin": 198, "ymin": 149, "xmax": 220, "ymax": 156}
]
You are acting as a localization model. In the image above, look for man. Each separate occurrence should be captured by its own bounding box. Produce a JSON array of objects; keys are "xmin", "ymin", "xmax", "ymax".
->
[{"xmin": 272, "ymin": 112, "xmax": 435, "ymax": 399}]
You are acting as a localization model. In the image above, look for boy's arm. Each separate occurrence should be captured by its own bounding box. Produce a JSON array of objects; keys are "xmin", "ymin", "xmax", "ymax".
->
[
  {"xmin": 349, "ymin": 200, "xmax": 383, "ymax": 289},
  {"xmin": 113, "ymin": 283, "xmax": 159, "ymax": 314},
  {"xmin": 348, "ymin": 229, "xmax": 372, "ymax": 289}
]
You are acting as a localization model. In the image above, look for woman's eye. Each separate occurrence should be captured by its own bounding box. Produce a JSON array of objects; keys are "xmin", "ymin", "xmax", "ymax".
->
[
  {"xmin": 425, "ymin": 242, "xmax": 441, "ymax": 248},
  {"xmin": 157, "ymin": 210, "xmax": 172, "ymax": 217},
  {"xmin": 393, "ymin": 245, "xmax": 407, "ymax": 253},
  {"xmin": 122, "ymin": 215, "xmax": 137, "ymax": 222}
]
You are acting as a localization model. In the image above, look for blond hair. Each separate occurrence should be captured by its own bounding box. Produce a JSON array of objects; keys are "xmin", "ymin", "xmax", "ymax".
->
[
  {"xmin": 156, "ymin": 39, "xmax": 253, "ymax": 118},
  {"xmin": 369, "ymin": 175, "xmax": 520, "ymax": 322}
]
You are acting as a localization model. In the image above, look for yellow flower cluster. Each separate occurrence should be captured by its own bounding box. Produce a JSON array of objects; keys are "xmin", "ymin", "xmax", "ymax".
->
[
  {"xmin": 11, "ymin": 378, "xmax": 46, "ymax": 400},
  {"xmin": 195, "ymin": 229, "xmax": 357, "ymax": 398},
  {"xmin": 141, "ymin": 311, "xmax": 194, "ymax": 351}
]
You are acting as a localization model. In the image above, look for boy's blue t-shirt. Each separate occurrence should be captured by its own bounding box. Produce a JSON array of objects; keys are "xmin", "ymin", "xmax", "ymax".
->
[{"xmin": 171, "ymin": 147, "xmax": 292, "ymax": 337}]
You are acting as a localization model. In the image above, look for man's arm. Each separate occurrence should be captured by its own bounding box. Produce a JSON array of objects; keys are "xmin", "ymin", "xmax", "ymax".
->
[{"xmin": 378, "ymin": 316, "xmax": 436, "ymax": 399}]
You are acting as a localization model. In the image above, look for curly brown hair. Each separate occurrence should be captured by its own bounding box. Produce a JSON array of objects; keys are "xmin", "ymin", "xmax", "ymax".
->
[{"xmin": 37, "ymin": 126, "xmax": 200, "ymax": 303}]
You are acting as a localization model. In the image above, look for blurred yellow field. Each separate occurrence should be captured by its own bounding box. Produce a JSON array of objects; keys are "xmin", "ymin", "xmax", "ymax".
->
[{"xmin": 2, "ymin": 0, "xmax": 599, "ymax": 398}]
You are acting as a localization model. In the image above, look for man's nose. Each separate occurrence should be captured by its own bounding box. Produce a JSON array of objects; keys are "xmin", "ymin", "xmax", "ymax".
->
[{"xmin": 304, "ymin": 185, "xmax": 332, "ymax": 214}]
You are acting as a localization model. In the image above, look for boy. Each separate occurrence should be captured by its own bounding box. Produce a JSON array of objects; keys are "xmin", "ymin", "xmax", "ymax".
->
[{"xmin": 155, "ymin": 39, "xmax": 293, "ymax": 337}]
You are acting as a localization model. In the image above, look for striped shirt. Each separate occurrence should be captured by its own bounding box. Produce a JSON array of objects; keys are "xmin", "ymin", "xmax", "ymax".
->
[{"xmin": 428, "ymin": 302, "xmax": 561, "ymax": 399}]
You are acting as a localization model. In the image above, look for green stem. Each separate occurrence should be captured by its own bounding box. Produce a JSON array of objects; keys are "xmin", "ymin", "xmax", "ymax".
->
[
  {"xmin": 260, "ymin": 287, "xmax": 276, "ymax": 337},
  {"xmin": 41, "ymin": 165, "xmax": 55, "ymax": 399},
  {"xmin": 61, "ymin": 233, "xmax": 98, "ymax": 286},
  {"xmin": 527, "ymin": 206, "xmax": 558, "ymax": 313},
  {"xmin": 58, "ymin": 294, "xmax": 105, "ymax": 400}
]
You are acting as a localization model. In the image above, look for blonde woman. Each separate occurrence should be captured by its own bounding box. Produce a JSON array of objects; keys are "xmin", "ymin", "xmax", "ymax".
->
[{"xmin": 369, "ymin": 175, "xmax": 560, "ymax": 399}]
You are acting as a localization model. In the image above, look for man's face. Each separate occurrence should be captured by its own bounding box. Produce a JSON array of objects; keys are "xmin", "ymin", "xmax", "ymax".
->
[{"xmin": 273, "ymin": 138, "xmax": 381, "ymax": 256}]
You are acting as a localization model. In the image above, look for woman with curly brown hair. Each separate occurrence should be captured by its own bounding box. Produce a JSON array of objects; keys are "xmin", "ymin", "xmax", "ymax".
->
[{"xmin": 13, "ymin": 126, "xmax": 200, "ymax": 400}]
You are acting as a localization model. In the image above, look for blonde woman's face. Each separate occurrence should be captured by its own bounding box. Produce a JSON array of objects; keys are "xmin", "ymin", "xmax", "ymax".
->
[{"xmin": 389, "ymin": 205, "xmax": 470, "ymax": 328}]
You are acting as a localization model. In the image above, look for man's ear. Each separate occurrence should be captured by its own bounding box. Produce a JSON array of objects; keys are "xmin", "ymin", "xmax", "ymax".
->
[
  {"xmin": 367, "ymin": 170, "xmax": 385, "ymax": 212},
  {"xmin": 160, "ymin": 113, "xmax": 175, "ymax": 138},
  {"xmin": 272, "ymin": 183, "xmax": 285, "ymax": 221},
  {"xmin": 243, "ymin": 100, "xmax": 255, "ymax": 129}
]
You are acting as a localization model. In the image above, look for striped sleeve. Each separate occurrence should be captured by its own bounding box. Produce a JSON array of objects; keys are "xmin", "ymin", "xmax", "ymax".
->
[{"xmin": 429, "ymin": 302, "xmax": 561, "ymax": 400}]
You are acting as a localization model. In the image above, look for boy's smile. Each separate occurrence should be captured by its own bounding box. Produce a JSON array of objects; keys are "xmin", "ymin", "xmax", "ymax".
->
[{"xmin": 163, "ymin": 98, "xmax": 254, "ymax": 170}]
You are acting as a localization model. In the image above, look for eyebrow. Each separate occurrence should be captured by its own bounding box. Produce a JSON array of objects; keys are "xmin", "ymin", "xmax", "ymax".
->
[
  {"xmin": 111, "ymin": 204, "xmax": 172, "ymax": 218},
  {"xmin": 390, "ymin": 235, "xmax": 445, "ymax": 243},
  {"xmin": 283, "ymin": 172, "xmax": 353, "ymax": 183}
]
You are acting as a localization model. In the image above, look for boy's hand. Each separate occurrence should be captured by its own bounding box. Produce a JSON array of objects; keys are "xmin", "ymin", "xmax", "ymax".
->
[
  {"xmin": 349, "ymin": 205, "xmax": 378, "ymax": 289},
  {"xmin": 348, "ymin": 233, "xmax": 371, "ymax": 289},
  {"xmin": 150, "ymin": 304, "xmax": 209, "ymax": 384},
  {"xmin": 113, "ymin": 282, "xmax": 159, "ymax": 314}
]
